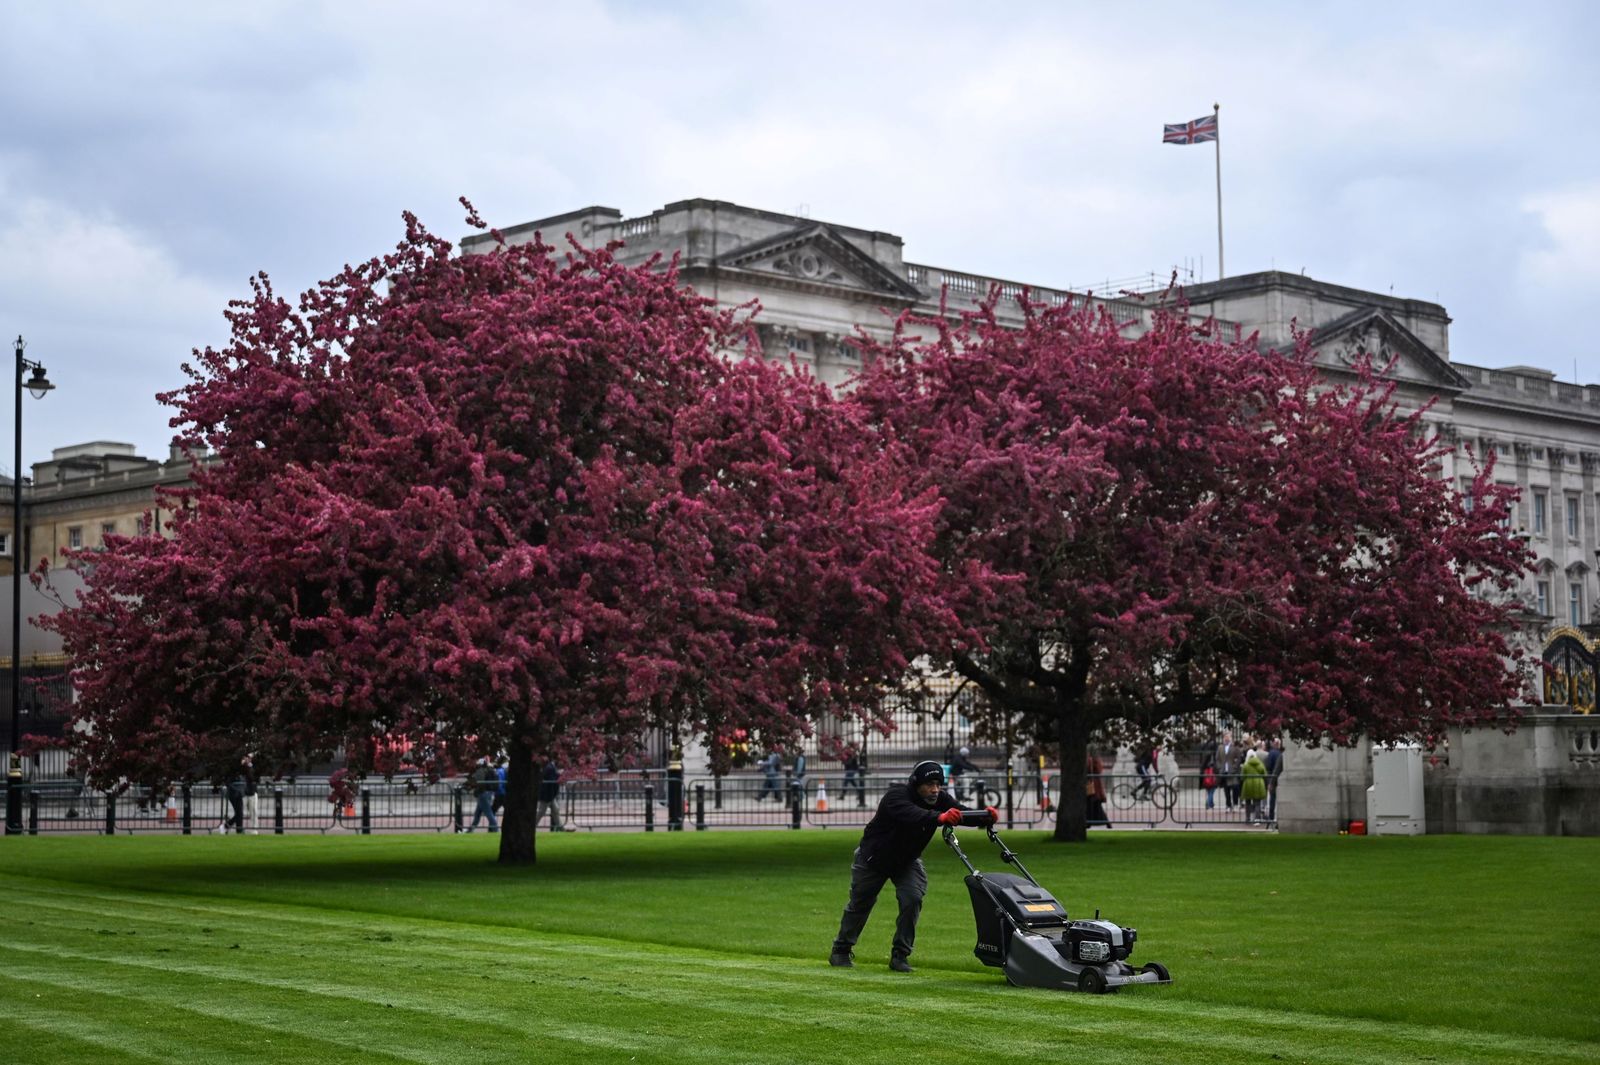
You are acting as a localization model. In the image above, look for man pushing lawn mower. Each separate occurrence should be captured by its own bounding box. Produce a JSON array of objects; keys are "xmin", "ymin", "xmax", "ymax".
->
[{"xmin": 829, "ymin": 760, "xmax": 998, "ymax": 973}]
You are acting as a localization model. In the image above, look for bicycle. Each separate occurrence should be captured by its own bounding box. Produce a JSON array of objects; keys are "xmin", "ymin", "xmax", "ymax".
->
[
  {"xmin": 955, "ymin": 776, "xmax": 1001, "ymax": 811},
  {"xmin": 1110, "ymin": 777, "xmax": 1176, "ymax": 812}
]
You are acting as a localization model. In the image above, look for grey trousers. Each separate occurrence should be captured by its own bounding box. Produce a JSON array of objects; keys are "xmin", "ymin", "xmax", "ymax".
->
[
  {"xmin": 535, "ymin": 797, "xmax": 564, "ymax": 831},
  {"xmin": 831, "ymin": 848, "xmax": 927, "ymax": 960}
]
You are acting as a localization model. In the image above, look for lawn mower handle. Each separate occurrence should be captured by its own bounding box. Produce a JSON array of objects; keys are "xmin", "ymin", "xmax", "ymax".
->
[
  {"xmin": 984, "ymin": 825, "xmax": 1041, "ymax": 887},
  {"xmin": 941, "ymin": 825, "xmax": 979, "ymax": 874}
]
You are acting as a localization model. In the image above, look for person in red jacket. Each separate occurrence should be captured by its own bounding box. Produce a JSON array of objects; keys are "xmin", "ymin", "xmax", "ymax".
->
[{"xmin": 828, "ymin": 760, "xmax": 997, "ymax": 973}]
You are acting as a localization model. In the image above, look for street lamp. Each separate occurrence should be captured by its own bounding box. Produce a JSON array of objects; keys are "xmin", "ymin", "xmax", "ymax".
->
[{"xmin": 6, "ymin": 336, "xmax": 52, "ymax": 835}]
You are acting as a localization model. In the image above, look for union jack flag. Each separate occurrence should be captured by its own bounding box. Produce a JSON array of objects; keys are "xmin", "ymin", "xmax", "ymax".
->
[{"xmin": 1163, "ymin": 114, "xmax": 1218, "ymax": 145}]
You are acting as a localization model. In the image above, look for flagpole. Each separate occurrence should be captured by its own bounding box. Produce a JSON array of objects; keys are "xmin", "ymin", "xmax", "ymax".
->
[{"xmin": 1213, "ymin": 102, "xmax": 1224, "ymax": 280}]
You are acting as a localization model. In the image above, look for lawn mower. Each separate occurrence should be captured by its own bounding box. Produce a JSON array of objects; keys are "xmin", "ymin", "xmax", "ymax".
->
[{"xmin": 943, "ymin": 812, "xmax": 1171, "ymax": 993}]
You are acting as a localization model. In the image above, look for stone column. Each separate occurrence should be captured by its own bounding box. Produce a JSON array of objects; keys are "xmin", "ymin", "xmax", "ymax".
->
[{"xmin": 1274, "ymin": 736, "xmax": 1370, "ymax": 834}]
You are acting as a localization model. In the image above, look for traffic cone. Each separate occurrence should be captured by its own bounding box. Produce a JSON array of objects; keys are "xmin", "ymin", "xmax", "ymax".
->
[{"xmin": 816, "ymin": 779, "xmax": 829, "ymax": 812}]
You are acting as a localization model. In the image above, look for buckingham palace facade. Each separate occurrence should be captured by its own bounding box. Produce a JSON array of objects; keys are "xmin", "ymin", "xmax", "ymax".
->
[{"xmin": 466, "ymin": 198, "xmax": 1600, "ymax": 712}]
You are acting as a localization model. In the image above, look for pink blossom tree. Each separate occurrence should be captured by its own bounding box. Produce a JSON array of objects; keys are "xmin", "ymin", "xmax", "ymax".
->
[
  {"xmin": 850, "ymin": 295, "xmax": 1533, "ymax": 841},
  {"xmin": 40, "ymin": 208, "xmax": 956, "ymax": 863}
]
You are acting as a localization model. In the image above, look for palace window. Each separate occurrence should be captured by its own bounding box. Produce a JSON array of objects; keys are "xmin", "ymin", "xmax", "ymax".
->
[
  {"xmin": 1533, "ymin": 490, "xmax": 1547, "ymax": 535},
  {"xmin": 68, "ymin": 526, "xmax": 83, "ymax": 550},
  {"xmin": 1537, "ymin": 580, "xmax": 1551, "ymax": 617},
  {"xmin": 1567, "ymin": 495, "xmax": 1581, "ymax": 538},
  {"xmin": 1571, "ymin": 582, "xmax": 1584, "ymax": 626}
]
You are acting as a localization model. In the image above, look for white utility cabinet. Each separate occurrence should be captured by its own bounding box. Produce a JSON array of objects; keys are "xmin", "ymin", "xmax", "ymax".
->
[{"xmin": 1367, "ymin": 745, "xmax": 1425, "ymax": 835}]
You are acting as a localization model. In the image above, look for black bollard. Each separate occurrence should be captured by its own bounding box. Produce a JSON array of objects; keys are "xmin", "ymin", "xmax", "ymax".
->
[{"xmin": 667, "ymin": 761, "xmax": 683, "ymax": 832}]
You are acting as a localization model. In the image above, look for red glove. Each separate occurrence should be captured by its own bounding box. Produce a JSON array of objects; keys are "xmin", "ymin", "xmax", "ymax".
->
[
  {"xmin": 985, "ymin": 806, "xmax": 1000, "ymax": 825},
  {"xmin": 938, "ymin": 807, "xmax": 963, "ymax": 826}
]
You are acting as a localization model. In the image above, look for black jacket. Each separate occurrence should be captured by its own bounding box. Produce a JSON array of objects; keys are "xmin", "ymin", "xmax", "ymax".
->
[
  {"xmin": 857, "ymin": 783, "xmax": 961, "ymax": 874},
  {"xmin": 539, "ymin": 762, "xmax": 561, "ymax": 803}
]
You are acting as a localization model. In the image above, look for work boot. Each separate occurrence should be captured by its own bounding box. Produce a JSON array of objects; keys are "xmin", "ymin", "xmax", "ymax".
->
[
  {"xmin": 889, "ymin": 956, "xmax": 913, "ymax": 973},
  {"xmin": 828, "ymin": 950, "xmax": 854, "ymax": 968}
]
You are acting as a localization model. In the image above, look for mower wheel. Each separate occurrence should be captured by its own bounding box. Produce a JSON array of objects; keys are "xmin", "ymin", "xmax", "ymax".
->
[
  {"xmin": 1077, "ymin": 967, "xmax": 1109, "ymax": 995},
  {"xmin": 1140, "ymin": 962, "xmax": 1170, "ymax": 982}
]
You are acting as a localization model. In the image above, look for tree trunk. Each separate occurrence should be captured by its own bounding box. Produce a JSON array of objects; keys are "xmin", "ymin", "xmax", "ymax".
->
[
  {"xmin": 497, "ymin": 738, "xmax": 538, "ymax": 864},
  {"xmin": 1051, "ymin": 700, "xmax": 1090, "ymax": 843}
]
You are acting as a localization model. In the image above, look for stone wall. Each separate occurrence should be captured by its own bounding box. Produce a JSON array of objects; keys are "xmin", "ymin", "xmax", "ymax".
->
[
  {"xmin": 1278, "ymin": 713, "xmax": 1600, "ymax": 836},
  {"xmin": 1274, "ymin": 736, "xmax": 1372, "ymax": 834},
  {"xmin": 1426, "ymin": 713, "xmax": 1600, "ymax": 835}
]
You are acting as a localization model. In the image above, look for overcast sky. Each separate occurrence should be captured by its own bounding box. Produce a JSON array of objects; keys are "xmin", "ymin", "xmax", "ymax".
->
[{"xmin": 1, "ymin": 1, "xmax": 1595, "ymax": 472}]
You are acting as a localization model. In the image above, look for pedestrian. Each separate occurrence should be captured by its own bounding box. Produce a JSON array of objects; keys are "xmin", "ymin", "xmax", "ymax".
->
[
  {"xmin": 239, "ymin": 755, "xmax": 260, "ymax": 834},
  {"xmin": 756, "ymin": 750, "xmax": 782, "ymax": 802},
  {"xmin": 1085, "ymin": 751, "xmax": 1109, "ymax": 827},
  {"xmin": 1201, "ymin": 758, "xmax": 1218, "ymax": 810},
  {"xmin": 842, "ymin": 749, "xmax": 868, "ymax": 808},
  {"xmin": 537, "ymin": 759, "xmax": 574, "ymax": 832},
  {"xmin": 1265, "ymin": 737, "xmax": 1284, "ymax": 823},
  {"xmin": 465, "ymin": 757, "xmax": 498, "ymax": 833},
  {"xmin": 214, "ymin": 758, "xmax": 247, "ymax": 834},
  {"xmin": 828, "ymin": 760, "xmax": 995, "ymax": 973},
  {"xmin": 1241, "ymin": 748, "xmax": 1269, "ymax": 823},
  {"xmin": 493, "ymin": 758, "xmax": 508, "ymax": 816},
  {"xmin": 328, "ymin": 767, "xmax": 357, "ymax": 830},
  {"xmin": 1217, "ymin": 730, "xmax": 1242, "ymax": 810}
]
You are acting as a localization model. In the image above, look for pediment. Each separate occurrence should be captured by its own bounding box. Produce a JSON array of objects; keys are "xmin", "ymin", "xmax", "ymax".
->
[
  {"xmin": 717, "ymin": 224, "xmax": 922, "ymax": 300},
  {"xmin": 1309, "ymin": 308, "xmax": 1469, "ymax": 393}
]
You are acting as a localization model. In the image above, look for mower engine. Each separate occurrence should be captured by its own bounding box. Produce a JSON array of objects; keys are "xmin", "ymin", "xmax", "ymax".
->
[{"xmin": 1065, "ymin": 919, "xmax": 1135, "ymax": 964}]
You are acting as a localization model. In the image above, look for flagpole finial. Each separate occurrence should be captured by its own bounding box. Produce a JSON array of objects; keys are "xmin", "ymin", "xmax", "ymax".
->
[{"xmin": 1213, "ymin": 102, "xmax": 1220, "ymax": 112}]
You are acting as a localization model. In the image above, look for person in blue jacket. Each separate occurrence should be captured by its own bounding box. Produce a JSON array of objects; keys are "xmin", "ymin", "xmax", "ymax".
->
[{"xmin": 828, "ymin": 760, "xmax": 996, "ymax": 973}]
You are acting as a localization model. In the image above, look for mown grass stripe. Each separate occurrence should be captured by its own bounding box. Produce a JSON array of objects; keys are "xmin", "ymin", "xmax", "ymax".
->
[
  {"xmin": 13, "ymin": 876, "xmax": 1595, "ymax": 1065},
  {"xmin": 2, "ymin": 1015, "xmax": 175, "ymax": 1065},
  {"xmin": 3, "ymin": 834, "xmax": 1595, "ymax": 1064},
  {"xmin": 11, "ymin": 881, "xmax": 1587, "ymax": 1064},
  {"xmin": 0, "ymin": 961, "xmax": 677, "ymax": 1065},
  {"xmin": 4, "ymin": 910, "xmax": 1590, "ymax": 1065}
]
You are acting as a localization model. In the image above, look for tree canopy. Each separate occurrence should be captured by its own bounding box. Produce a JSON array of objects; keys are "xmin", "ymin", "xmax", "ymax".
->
[
  {"xmin": 40, "ymin": 209, "xmax": 957, "ymax": 862},
  {"xmin": 849, "ymin": 294, "xmax": 1533, "ymax": 840}
]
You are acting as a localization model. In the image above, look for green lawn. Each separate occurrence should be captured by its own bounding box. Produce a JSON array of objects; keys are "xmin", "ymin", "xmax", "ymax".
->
[{"xmin": 1, "ymin": 829, "xmax": 1595, "ymax": 1064}]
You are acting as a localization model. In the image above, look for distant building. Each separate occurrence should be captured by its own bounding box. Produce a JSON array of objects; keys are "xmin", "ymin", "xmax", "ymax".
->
[
  {"xmin": 1, "ymin": 442, "xmax": 206, "ymax": 761},
  {"xmin": 2, "ymin": 442, "xmax": 203, "ymax": 579}
]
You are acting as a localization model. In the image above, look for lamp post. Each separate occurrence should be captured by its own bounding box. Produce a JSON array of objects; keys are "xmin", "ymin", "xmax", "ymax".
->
[{"xmin": 6, "ymin": 336, "xmax": 52, "ymax": 835}]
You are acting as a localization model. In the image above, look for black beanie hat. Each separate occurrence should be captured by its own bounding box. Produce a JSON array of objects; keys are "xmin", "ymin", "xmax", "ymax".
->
[{"xmin": 909, "ymin": 760, "xmax": 945, "ymax": 788}]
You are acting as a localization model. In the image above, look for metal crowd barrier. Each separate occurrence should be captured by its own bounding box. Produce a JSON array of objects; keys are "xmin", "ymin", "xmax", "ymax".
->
[
  {"xmin": 1076, "ymin": 773, "xmax": 1278, "ymax": 828},
  {"xmin": 8, "ymin": 779, "xmax": 458, "ymax": 835},
  {"xmin": 5, "ymin": 770, "xmax": 1279, "ymax": 835},
  {"xmin": 800, "ymin": 772, "xmax": 1047, "ymax": 830}
]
